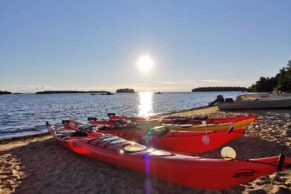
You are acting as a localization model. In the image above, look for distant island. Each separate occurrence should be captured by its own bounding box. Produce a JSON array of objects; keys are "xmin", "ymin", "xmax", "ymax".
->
[
  {"xmin": 36, "ymin": 90, "xmax": 110, "ymax": 94},
  {"xmin": 192, "ymin": 87, "xmax": 248, "ymax": 92},
  {"xmin": 0, "ymin": 91, "xmax": 12, "ymax": 95},
  {"xmin": 116, "ymin": 88, "xmax": 135, "ymax": 93}
]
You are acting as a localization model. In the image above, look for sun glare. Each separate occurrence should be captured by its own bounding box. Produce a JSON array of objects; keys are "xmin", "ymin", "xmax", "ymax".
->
[
  {"xmin": 138, "ymin": 92, "xmax": 153, "ymax": 117},
  {"xmin": 137, "ymin": 55, "xmax": 154, "ymax": 73}
]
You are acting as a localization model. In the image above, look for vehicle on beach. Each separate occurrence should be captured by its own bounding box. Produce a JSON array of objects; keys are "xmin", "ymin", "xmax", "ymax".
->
[{"xmin": 218, "ymin": 95, "xmax": 291, "ymax": 110}]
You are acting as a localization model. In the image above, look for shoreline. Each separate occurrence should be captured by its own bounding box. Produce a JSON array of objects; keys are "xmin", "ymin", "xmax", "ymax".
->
[
  {"xmin": 0, "ymin": 105, "xmax": 290, "ymax": 193},
  {"xmin": 0, "ymin": 132, "xmax": 49, "ymax": 145}
]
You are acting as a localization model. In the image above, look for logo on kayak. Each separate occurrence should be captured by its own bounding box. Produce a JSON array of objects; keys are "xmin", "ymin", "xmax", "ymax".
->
[{"xmin": 233, "ymin": 169, "xmax": 257, "ymax": 178}]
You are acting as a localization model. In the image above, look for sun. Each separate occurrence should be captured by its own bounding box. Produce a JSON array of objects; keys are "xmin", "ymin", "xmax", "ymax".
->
[{"xmin": 137, "ymin": 55, "xmax": 154, "ymax": 73}]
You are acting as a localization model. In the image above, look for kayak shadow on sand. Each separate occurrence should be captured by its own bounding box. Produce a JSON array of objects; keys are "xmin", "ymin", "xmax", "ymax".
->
[
  {"xmin": 198, "ymin": 136, "xmax": 291, "ymax": 159},
  {"xmin": 0, "ymin": 133, "xmax": 290, "ymax": 194}
]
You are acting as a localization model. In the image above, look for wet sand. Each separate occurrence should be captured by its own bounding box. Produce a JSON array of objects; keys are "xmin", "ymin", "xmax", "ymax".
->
[{"xmin": 0, "ymin": 106, "xmax": 290, "ymax": 194}]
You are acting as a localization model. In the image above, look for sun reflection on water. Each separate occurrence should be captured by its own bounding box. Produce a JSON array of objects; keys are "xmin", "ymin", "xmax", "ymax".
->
[
  {"xmin": 138, "ymin": 92, "xmax": 153, "ymax": 117},
  {"xmin": 138, "ymin": 92, "xmax": 154, "ymax": 193}
]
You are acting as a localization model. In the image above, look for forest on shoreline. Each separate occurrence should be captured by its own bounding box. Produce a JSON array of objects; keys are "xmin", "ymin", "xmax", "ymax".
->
[
  {"xmin": 192, "ymin": 87, "xmax": 248, "ymax": 92},
  {"xmin": 249, "ymin": 60, "xmax": 291, "ymax": 92}
]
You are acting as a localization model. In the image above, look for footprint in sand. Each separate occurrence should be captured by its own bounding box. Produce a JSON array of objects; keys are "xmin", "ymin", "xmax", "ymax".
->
[{"xmin": 0, "ymin": 153, "xmax": 24, "ymax": 193}]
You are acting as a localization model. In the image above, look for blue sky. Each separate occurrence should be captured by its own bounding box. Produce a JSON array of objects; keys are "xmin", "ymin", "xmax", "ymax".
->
[{"xmin": 0, "ymin": 0, "xmax": 290, "ymax": 92}]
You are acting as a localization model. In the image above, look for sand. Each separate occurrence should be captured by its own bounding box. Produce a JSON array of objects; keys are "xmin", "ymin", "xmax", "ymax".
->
[{"xmin": 0, "ymin": 106, "xmax": 290, "ymax": 194}]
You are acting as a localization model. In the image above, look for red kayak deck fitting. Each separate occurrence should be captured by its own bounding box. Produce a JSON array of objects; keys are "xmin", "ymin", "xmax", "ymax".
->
[{"xmin": 47, "ymin": 122, "xmax": 290, "ymax": 190}]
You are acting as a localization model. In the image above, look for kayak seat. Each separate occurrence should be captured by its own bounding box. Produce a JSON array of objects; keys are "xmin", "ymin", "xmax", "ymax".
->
[
  {"xmin": 146, "ymin": 126, "xmax": 169, "ymax": 137},
  {"xmin": 71, "ymin": 131, "xmax": 88, "ymax": 137},
  {"xmin": 192, "ymin": 116, "xmax": 208, "ymax": 120},
  {"xmin": 173, "ymin": 118, "xmax": 189, "ymax": 123},
  {"xmin": 179, "ymin": 124, "xmax": 193, "ymax": 128},
  {"xmin": 79, "ymin": 124, "xmax": 94, "ymax": 132}
]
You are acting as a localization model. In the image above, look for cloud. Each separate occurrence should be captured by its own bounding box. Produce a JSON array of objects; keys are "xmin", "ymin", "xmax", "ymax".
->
[
  {"xmin": 151, "ymin": 81, "xmax": 184, "ymax": 85},
  {"xmin": 152, "ymin": 79, "xmax": 250, "ymax": 87},
  {"xmin": 201, "ymin": 79, "xmax": 249, "ymax": 85}
]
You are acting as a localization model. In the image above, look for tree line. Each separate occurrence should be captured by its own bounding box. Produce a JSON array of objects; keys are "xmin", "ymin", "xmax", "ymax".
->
[
  {"xmin": 0, "ymin": 91, "xmax": 12, "ymax": 95},
  {"xmin": 249, "ymin": 60, "xmax": 291, "ymax": 92},
  {"xmin": 192, "ymin": 87, "xmax": 248, "ymax": 92},
  {"xmin": 116, "ymin": 88, "xmax": 135, "ymax": 93}
]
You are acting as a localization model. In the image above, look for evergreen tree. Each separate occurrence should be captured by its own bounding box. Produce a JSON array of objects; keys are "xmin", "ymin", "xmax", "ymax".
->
[
  {"xmin": 250, "ymin": 60, "xmax": 291, "ymax": 92},
  {"xmin": 277, "ymin": 68, "xmax": 287, "ymax": 91}
]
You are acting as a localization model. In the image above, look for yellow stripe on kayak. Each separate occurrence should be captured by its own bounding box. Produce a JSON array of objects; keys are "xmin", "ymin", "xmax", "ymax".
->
[{"xmin": 164, "ymin": 118, "xmax": 255, "ymax": 132}]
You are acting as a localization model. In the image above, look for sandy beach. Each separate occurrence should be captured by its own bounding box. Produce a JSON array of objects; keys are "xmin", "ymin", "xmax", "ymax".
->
[{"xmin": 0, "ymin": 106, "xmax": 290, "ymax": 194}]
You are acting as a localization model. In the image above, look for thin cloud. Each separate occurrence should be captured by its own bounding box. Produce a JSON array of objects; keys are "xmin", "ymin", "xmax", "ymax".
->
[{"xmin": 152, "ymin": 79, "xmax": 250, "ymax": 88}]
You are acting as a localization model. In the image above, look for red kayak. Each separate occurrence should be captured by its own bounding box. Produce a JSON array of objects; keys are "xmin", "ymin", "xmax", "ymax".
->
[
  {"xmin": 63, "ymin": 120, "xmax": 244, "ymax": 153},
  {"xmin": 90, "ymin": 113, "xmax": 257, "ymax": 126},
  {"xmin": 47, "ymin": 122, "xmax": 291, "ymax": 189},
  {"xmin": 161, "ymin": 114, "xmax": 257, "ymax": 124}
]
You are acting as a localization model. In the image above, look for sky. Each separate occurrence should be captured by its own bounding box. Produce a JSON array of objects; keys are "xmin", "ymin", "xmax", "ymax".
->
[{"xmin": 0, "ymin": 0, "xmax": 290, "ymax": 92}]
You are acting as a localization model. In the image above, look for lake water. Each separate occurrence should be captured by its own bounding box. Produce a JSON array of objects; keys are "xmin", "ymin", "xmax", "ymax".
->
[{"xmin": 0, "ymin": 92, "xmax": 245, "ymax": 139}]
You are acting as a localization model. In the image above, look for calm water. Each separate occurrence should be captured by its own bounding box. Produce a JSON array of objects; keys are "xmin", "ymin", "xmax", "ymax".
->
[{"xmin": 0, "ymin": 92, "xmax": 245, "ymax": 139}]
